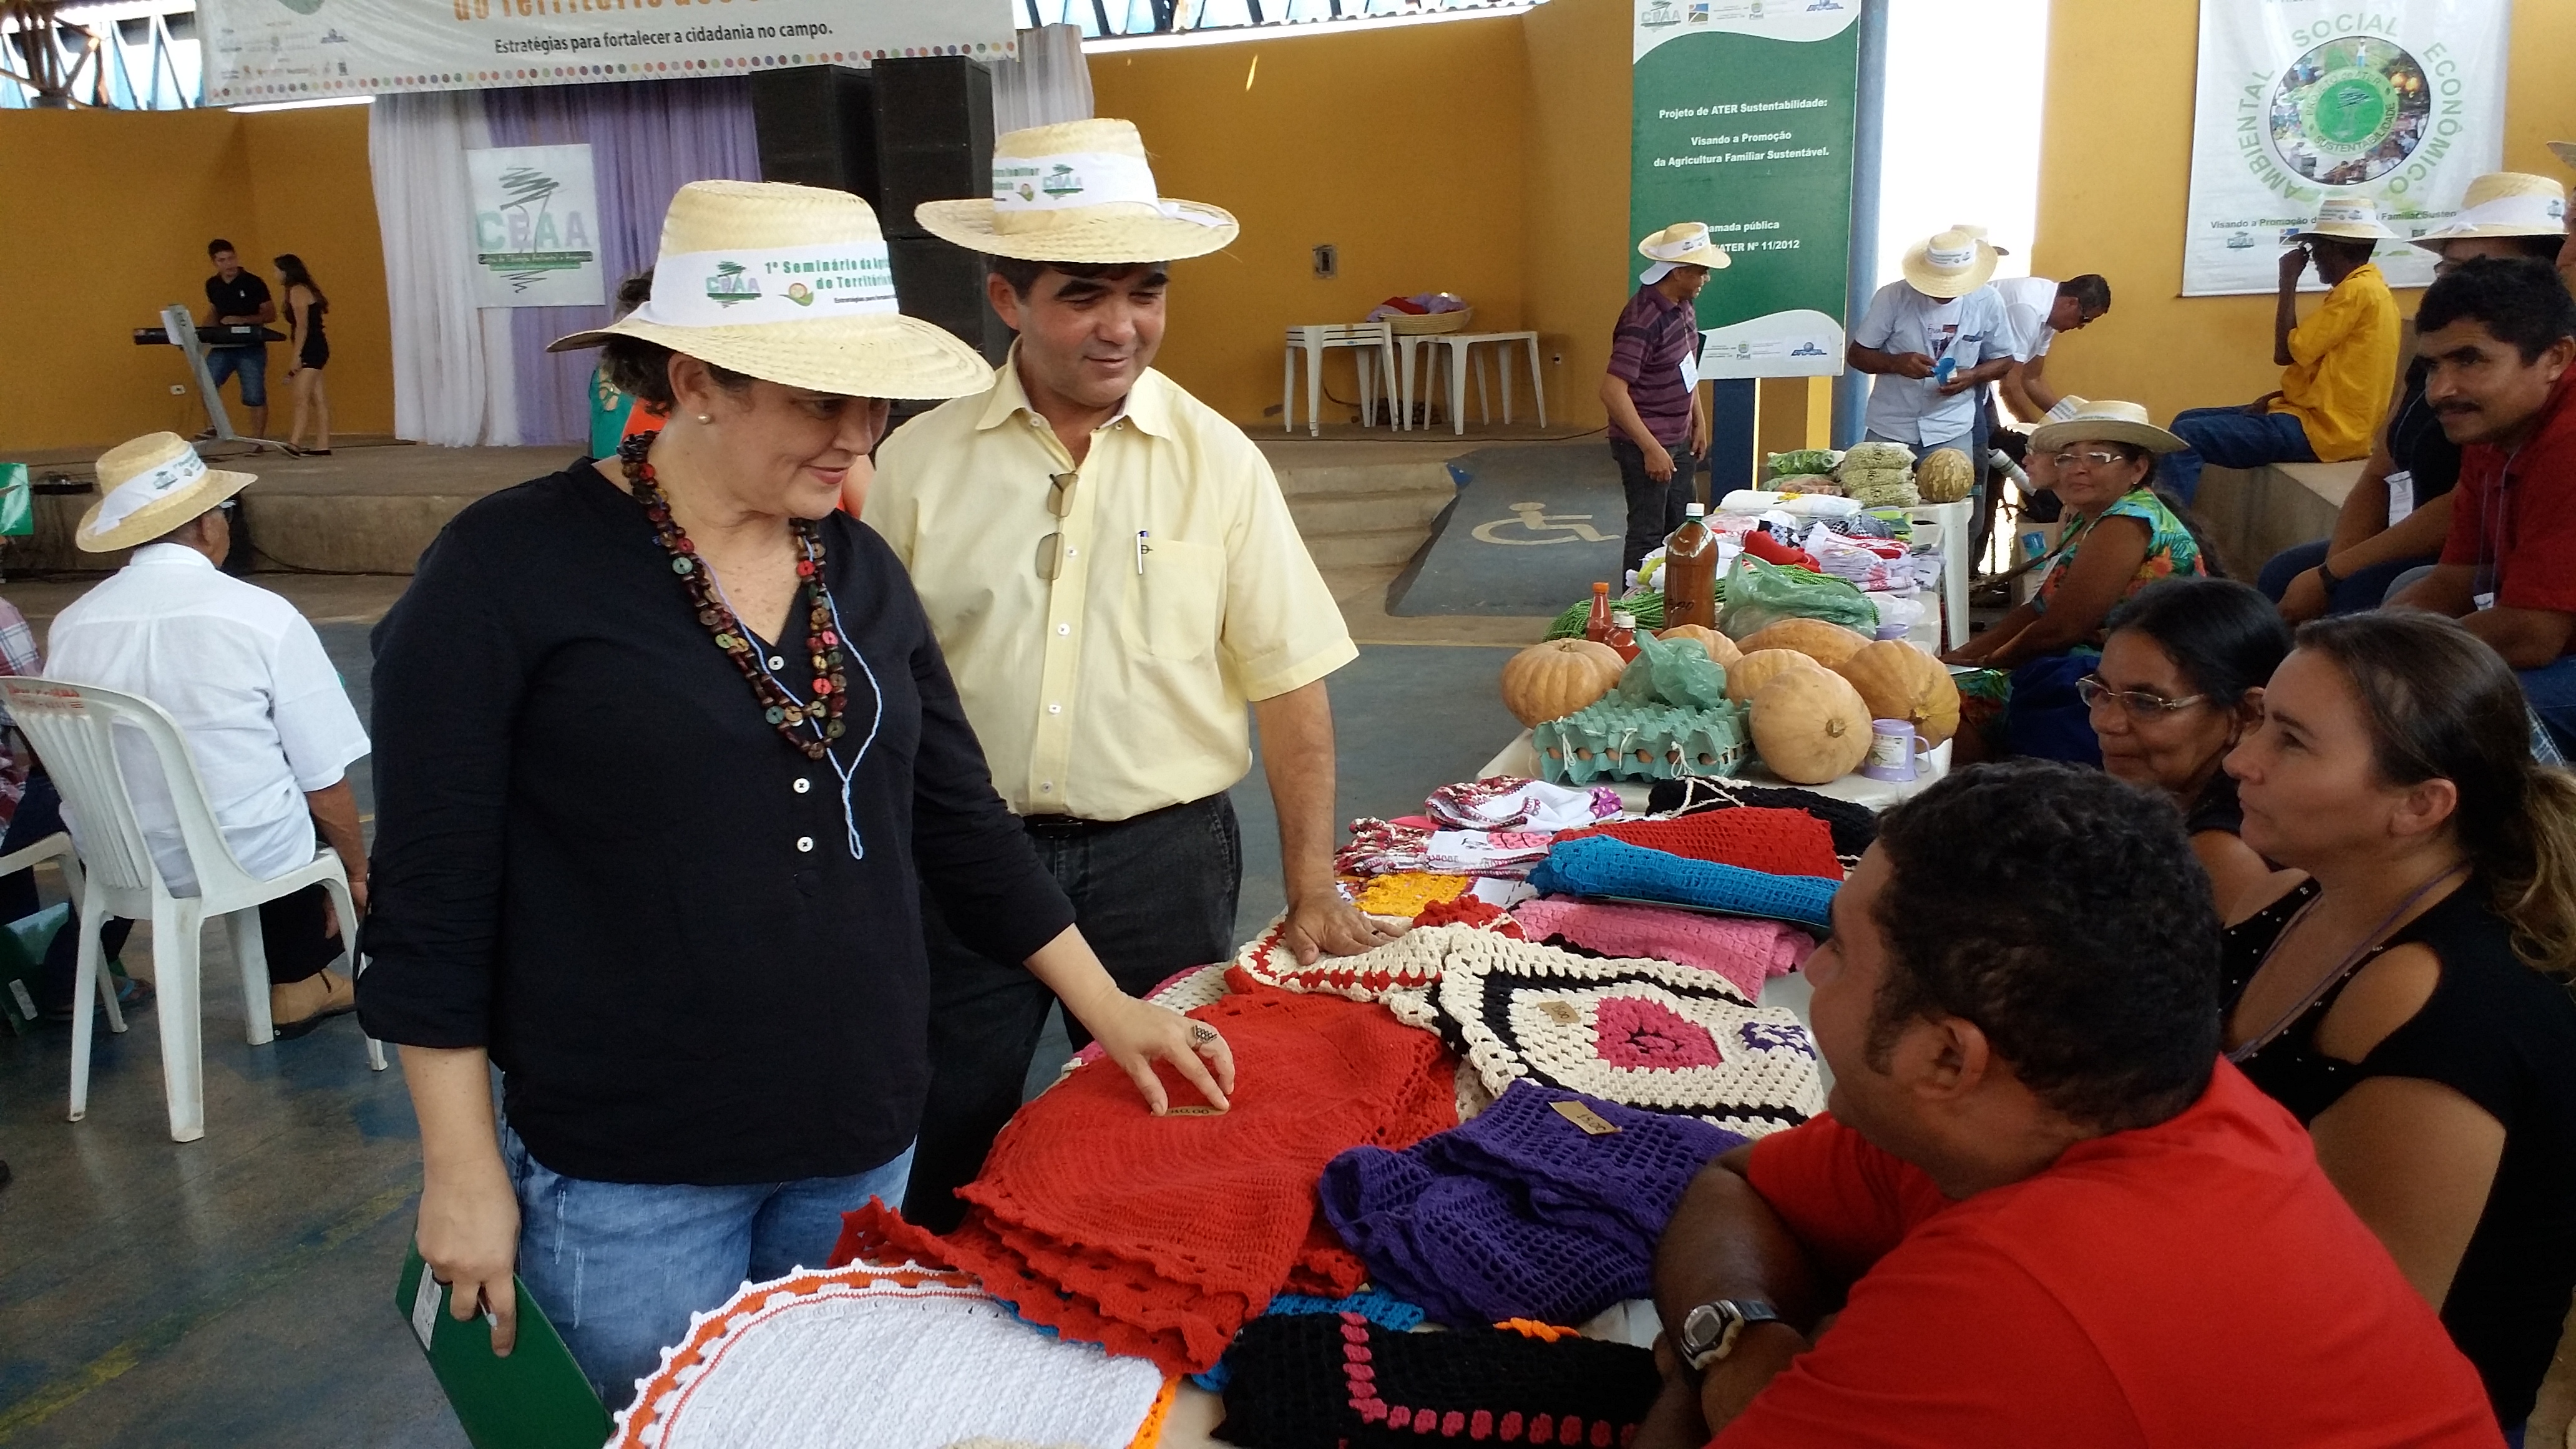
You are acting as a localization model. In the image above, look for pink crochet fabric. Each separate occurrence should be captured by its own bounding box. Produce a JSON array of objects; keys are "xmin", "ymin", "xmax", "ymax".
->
[
  {"xmin": 1558, "ymin": 807, "xmax": 1843, "ymax": 881},
  {"xmin": 1508, "ymin": 899, "xmax": 1813, "ymax": 1000}
]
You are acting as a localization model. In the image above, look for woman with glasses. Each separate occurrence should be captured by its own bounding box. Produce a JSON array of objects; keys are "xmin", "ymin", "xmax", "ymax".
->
[
  {"xmin": 1944, "ymin": 400, "xmax": 2213, "ymax": 759},
  {"xmin": 2223, "ymin": 611, "xmax": 2576, "ymax": 1443},
  {"xmin": 2086, "ymin": 578, "xmax": 2291, "ymax": 916}
]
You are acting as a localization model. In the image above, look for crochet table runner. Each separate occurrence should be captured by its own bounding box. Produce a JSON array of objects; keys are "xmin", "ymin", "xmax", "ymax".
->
[
  {"xmin": 1556, "ymin": 807, "xmax": 1844, "ymax": 881},
  {"xmin": 1319, "ymin": 1081, "xmax": 1744, "ymax": 1327},
  {"xmin": 1510, "ymin": 899, "xmax": 1811, "ymax": 1002},
  {"xmin": 1526, "ymin": 836, "xmax": 1838, "ymax": 931},
  {"xmin": 1409, "ymin": 932, "xmax": 1826, "ymax": 1139},
  {"xmin": 610, "ymin": 1265, "xmax": 1172, "ymax": 1449},
  {"xmin": 841, "ymin": 973, "xmax": 1458, "ymax": 1377},
  {"xmin": 1214, "ymin": 1312, "xmax": 1661, "ymax": 1449}
]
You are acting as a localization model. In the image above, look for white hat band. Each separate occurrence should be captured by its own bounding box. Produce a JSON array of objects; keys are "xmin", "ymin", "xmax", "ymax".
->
[
  {"xmin": 95, "ymin": 449, "xmax": 205, "ymax": 533},
  {"xmin": 1925, "ymin": 243, "xmax": 1976, "ymax": 270},
  {"xmin": 630, "ymin": 243, "xmax": 900, "ymax": 329},
  {"xmin": 1644, "ymin": 233, "xmax": 1710, "ymax": 261},
  {"xmin": 2449, "ymin": 192, "xmax": 2567, "ymax": 230},
  {"xmin": 990, "ymin": 150, "xmax": 1227, "ymax": 228}
]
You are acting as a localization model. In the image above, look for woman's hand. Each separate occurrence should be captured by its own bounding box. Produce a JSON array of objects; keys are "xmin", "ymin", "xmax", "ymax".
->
[
  {"xmin": 1067, "ymin": 991, "xmax": 1236, "ymax": 1115},
  {"xmin": 416, "ymin": 1153, "xmax": 522, "ymax": 1355}
]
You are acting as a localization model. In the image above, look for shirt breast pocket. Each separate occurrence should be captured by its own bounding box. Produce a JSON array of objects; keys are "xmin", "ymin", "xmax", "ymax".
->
[{"xmin": 1120, "ymin": 537, "xmax": 1225, "ymax": 661}]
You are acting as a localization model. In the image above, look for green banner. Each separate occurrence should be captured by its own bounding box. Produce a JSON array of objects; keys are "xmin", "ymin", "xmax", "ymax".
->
[{"xmin": 1631, "ymin": 3, "xmax": 1861, "ymax": 379}]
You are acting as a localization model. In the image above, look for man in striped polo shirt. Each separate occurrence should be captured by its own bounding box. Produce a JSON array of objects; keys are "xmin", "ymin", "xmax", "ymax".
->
[{"xmin": 1602, "ymin": 223, "xmax": 1729, "ymax": 579}]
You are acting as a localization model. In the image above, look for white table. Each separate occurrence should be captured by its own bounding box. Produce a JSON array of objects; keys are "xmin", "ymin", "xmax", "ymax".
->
[
  {"xmin": 1398, "ymin": 330, "xmax": 1546, "ymax": 436},
  {"xmin": 1476, "ymin": 729, "xmax": 1952, "ymax": 812},
  {"xmin": 1284, "ymin": 322, "xmax": 1401, "ymax": 435},
  {"xmin": 1903, "ymin": 497, "xmax": 1973, "ymax": 652}
]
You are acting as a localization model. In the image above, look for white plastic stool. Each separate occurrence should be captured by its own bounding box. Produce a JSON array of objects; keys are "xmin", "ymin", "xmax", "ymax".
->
[
  {"xmin": 1400, "ymin": 330, "xmax": 1547, "ymax": 436},
  {"xmin": 1283, "ymin": 323, "xmax": 1401, "ymax": 436}
]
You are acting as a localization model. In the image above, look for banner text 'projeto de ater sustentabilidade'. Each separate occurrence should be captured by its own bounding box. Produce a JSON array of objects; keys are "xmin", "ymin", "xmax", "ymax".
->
[{"xmin": 1649, "ymin": 97, "xmax": 1833, "ymax": 168}]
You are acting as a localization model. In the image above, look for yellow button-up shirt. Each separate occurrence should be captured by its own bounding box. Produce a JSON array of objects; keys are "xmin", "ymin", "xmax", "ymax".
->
[
  {"xmin": 867, "ymin": 354, "xmax": 1357, "ymax": 822},
  {"xmin": 2270, "ymin": 261, "xmax": 2399, "ymax": 462}
]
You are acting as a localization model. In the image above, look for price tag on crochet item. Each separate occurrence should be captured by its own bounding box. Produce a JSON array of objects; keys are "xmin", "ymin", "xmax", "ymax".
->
[
  {"xmin": 1538, "ymin": 999, "xmax": 1583, "ymax": 1025},
  {"xmin": 410, "ymin": 1265, "xmax": 444, "ymax": 1352},
  {"xmin": 1551, "ymin": 1100, "xmax": 1623, "ymax": 1136},
  {"xmin": 1163, "ymin": 1105, "xmax": 1227, "ymax": 1116}
]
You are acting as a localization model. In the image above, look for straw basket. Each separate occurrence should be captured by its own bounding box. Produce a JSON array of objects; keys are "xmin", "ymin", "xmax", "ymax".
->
[{"xmin": 1385, "ymin": 307, "xmax": 1474, "ymax": 336}]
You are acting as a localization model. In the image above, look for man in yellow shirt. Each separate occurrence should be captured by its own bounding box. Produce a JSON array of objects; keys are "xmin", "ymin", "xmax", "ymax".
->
[
  {"xmin": 2162, "ymin": 196, "xmax": 2401, "ymax": 506},
  {"xmin": 868, "ymin": 118, "xmax": 1399, "ymax": 1229}
]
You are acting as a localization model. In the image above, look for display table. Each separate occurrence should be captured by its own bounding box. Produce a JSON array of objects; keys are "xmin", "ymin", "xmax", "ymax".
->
[{"xmin": 1476, "ymin": 729, "xmax": 1952, "ymax": 814}]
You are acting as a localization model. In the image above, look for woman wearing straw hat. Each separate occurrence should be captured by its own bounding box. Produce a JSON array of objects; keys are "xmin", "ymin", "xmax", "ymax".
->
[
  {"xmin": 1945, "ymin": 401, "xmax": 2211, "ymax": 763},
  {"xmin": 356, "ymin": 180, "xmax": 1234, "ymax": 1402},
  {"xmin": 2263, "ymin": 173, "xmax": 2572, "ymax": 623},
  {"xmin": 2163, "ymin": 196, "xmax": 2401, "ymax": 507}
]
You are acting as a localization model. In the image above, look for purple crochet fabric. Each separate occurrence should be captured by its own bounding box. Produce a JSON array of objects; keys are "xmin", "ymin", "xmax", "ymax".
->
[{"xmin": 1317, "ymin": 1080, "xmax": 1744, "ymax": 1327}]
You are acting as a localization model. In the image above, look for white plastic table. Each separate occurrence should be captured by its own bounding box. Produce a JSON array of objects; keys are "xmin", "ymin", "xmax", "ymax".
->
[
  {"xmin": 1905, "ymin": 497, "xmax": 1973, "ymax": 651},
  {"xmin": 1476, "ymin": 730, "xmax": 1953, "ymax": 813},
  {"xmin": 1398, "ymin": 330, "xmax": 1546, "ymax": 436},
  {"xmin": 1283, "ymin": 322, "xmax": 1400, "ymax": 435}
]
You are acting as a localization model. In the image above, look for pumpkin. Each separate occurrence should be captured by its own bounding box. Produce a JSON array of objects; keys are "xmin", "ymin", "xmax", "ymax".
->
[
  {"xmin": 1723, "ymin": 648, "xmax": 1822, "ymax": 704},
  {"xmin": 1654, "ymin": 623, "xmax": 1742, "ymax": 667},
  {"xmin": 1500, "ymin": 638, "xmax": 1626, "ymax": 726},
  {"xmin": 1750, "ymin": 666, "xmax": 1874, "ymax": 784},
  {"xmin": 1835, "ymin": 640, "xmax": 1961, "ymax": 746},
  {"xmin": 1737, "ymin": 617, "xmax": 1873, "ymax": 668},
  {"xmin": 1917, "ymin": 447, "xmax": 1974, "ymax": 504}
]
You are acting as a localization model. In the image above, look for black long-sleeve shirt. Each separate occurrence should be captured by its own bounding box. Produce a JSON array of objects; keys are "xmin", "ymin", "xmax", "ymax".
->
[{"xmin": 356, "ymin": 461, "xmax": 1076, "ymax": 1185}]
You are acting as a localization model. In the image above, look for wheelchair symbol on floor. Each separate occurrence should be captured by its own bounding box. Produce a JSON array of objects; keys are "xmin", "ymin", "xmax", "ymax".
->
[{"xmin": 1471, "ymin": 501, "xmax": 1611, "ymax": 546}]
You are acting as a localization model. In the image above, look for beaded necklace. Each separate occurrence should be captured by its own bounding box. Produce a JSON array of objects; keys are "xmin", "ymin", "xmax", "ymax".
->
[{"xmin": 620, "ymin": 433, "xmax": 885, "ymax": 860}]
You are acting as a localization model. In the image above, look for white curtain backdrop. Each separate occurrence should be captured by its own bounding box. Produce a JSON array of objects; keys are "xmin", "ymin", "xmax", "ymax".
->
[
  {"xmin": 992, "ymin": 24, "xmax": 1093, "ymax": 134},
  {"xmin": 369, "ymin": 90, "xmax": 520, "ymax": 447}
]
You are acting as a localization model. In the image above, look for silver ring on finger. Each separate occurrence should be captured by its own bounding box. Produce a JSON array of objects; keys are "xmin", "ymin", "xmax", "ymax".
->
[{"xmin": 1190, "ymin": 1022, "xmax": 1220, "ymax": 1046}]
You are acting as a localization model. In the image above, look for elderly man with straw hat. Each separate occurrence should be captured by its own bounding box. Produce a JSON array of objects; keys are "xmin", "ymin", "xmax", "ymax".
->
[
  {"xmin": 1849, "ymin": 228, "xmax": 2019, "ymax": 539},
  {"xmin": 2162, "ymin": 196, "xmax": 2401, "ymax": 508},
  {"xmin": 357, "ymin": 179, "xmax": 1227, "ymax": 1400},
  {"xmin": 1602, "ymin": 222, "xmax": 1727, "ymax": 580},
  {"xmin": 2260, "ymin": 173, "xmax": 2570, "ymax": 622},
  {"xmin": 42, "ymin": 432, "xmax": 371, "ymax": 1037},
  {"xmin": 869, "ymin": 117, "xmax": 1386, "ymax": 1231}
]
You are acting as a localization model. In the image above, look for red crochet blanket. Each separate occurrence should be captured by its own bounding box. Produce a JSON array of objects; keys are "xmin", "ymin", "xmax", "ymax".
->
[
  {"xmin": 837, "ymin": 971, "xmax": 1457, "ymax": 1375},
  {"xmin": 1558, "ymin": 807, "xmax": 1844, "ymax": 881}
]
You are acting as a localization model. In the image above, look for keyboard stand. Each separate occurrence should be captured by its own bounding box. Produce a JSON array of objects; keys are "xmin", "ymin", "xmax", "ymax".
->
[{"xmin": 160, "ymin": 303, "xmax": 291, "ymax": 456}]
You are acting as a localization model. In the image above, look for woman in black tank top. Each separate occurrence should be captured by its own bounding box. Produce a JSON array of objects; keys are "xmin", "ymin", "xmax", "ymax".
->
[
  {"xmin": 276, "ymin": 253, "xmax": 331, "ymax": 455},
  {"xmin": 2222, "ymin": 611, "xmax": 2576, "ymax": 1440}
]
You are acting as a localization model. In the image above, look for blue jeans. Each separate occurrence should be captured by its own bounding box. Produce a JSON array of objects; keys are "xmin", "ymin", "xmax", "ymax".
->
[
  {"xmin": 499, "ymin": 1119, "xmax": 915, "ymax": 1403},
  {"xmin": 203, "ymin": 346, "xmax": 268, "ymax": 409},
  {"xmin": 2163, "ymin": 407, "xmax": 2316, "ymax": 507},
  {"xmin": 2518, "ymin": 656, "xmax": 2576, "ymax": 758},
  {"xmin": 2255, "ymin": 539, "xmax": 2441, "ymax": 616}
]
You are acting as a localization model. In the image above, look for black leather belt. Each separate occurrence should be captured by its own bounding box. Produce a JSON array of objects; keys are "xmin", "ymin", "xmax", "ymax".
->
[{"xmin": 1020, "ymin": 794, "xmax": 1217, "ymax": 837}]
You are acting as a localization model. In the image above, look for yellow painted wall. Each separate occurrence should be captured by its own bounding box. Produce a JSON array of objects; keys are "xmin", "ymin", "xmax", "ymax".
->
[
  {"xmin": 2030, "ymin": 1, "xmax": 2576, "ymax": 427},
  {"xmin": 1520, "ymin": 0, "xmax": 1631, "ymax": 435},
  {"xmin": 1092, "ymin": 16, "xmax": 1530, "ymax": 427},
  {"xmin": 0, "ymin": 104, "xmax": 389, "ymax": 454}
]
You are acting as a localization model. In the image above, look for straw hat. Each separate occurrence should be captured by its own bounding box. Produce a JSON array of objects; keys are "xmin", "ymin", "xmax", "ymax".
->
[
  {"xmin": 1637, "ymin": 222, "xmax": 1732, "ymax": 284},
  {"xmin": 2411, "ymin": 172, "xmax": 2570, "ymax": 250},
  {"xmin": 2029, "ymin": 399, "xmax": 2188, "ymax": 457},
  {"xmin": 2293, "ymin": 194, "xmax": 2398, "ymax": 242},
  {"xmin": 77, "ymin": 432, "xmax": 255, "ymax": 553},
  {"xmin": 1949, "ymin": 222, "xmax": 2011, "ymax": 258},
  {"xmin": 2552, "ymin": 141, "xmax": 2576, "ymax": 171},
  {"xmin": 547, "ymin": 180, "xmax": 992, "ymax": 400},
  {"xmin": 1899, "ymin": 228, "xmax": 1999, "ymax": 298},
  {"xmin": 915, "ymin": 119, "xmax": 1237, "ymax": 264}
]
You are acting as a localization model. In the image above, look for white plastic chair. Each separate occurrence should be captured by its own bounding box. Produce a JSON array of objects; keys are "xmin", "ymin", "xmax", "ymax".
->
[
  {"xmin": 0, "ymin": 677, "xmax": 382, "ymax": 1143},
  {"xmin": 0, "ymin": 828, "xmax": 124, "ymax": 1033},
  {"xmin": 1283, "ymin": 323, "xmax": 1401, "ymax": 436}
]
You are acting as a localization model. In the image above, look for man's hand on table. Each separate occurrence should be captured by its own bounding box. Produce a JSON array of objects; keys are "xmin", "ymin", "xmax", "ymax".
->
[{"xmin": 1280, "ymin": 886, "xmax": 1405, "ymax": 966}]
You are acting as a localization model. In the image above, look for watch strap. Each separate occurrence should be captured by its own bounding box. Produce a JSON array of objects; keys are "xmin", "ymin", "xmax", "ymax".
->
[
  {"xmin": 1681, "ymin": 1299, "xmax": 1784, "ymax": 1372},
  {"xmin": 2315, "ymin": 559, "xmax": 2344, "ymax": 590}
]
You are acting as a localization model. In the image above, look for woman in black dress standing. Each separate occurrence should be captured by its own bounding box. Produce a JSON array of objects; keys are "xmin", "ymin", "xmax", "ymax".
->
[{"xmin": 275, "ymin": 253, "xmax": 329, "ymax": 456}]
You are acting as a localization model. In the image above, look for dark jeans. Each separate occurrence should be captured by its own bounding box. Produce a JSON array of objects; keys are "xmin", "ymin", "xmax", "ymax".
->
[
  {"xmin": 0, "ymin": 774, "xmax": 339, "ymax": 1012},
  {"xmin": 2519, "ymin": 656, "xmax": 2576, "ymax": 759},
  {"xmin": 2164, "ymin": 407, "xmax": 2317, "ymax": 507},
  {"xmin": 901, "ymin": 793, "xmax": 1242, "ymax": 1231},
  {"xmin": 1610, "ymin": 437, "xmax": 1700, "ymax": 579},
  {"xmin": 2254, "ymin": 539, "xmax": 2439, "ymax": 616}
]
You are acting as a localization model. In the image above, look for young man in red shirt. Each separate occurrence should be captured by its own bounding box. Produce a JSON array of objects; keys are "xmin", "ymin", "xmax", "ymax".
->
[
  {"xmin": 2389, "ymin": 257, "xmax": 2576, "ymax": 754},
  {"xmin": 1638, "ymin": 762, "xmax": 2500, "ymax": 1449}
]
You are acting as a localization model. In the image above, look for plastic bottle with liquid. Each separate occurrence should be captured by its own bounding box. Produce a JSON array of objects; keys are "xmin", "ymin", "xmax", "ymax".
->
[
  {"xmin": 1583, "ymin": 582, "xmax": 1616, "ymax": 644},
  {"xmin": 1662, "ymin": 503, "xmax": 1719, "ymax": 628},
  {"xmin": 1609, "ymin": 608, "xmax": 1641, "ymax": 662}
]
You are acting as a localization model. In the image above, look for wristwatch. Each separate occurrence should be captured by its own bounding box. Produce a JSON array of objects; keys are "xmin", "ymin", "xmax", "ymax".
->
[{"xmin": 1678, "ymin": 1299, "xmax": 1785, "ymax": 1372}]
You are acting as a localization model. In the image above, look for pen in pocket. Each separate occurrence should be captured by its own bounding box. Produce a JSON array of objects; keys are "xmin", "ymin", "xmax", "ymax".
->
[{"xmin": 1136, "ymin": 529, "xmax": 1150, "ymax": 575}]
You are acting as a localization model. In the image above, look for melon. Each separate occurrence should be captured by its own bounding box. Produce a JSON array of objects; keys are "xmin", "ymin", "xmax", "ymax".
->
[
  {"xmin": 1500, "ymin": 638, "xmax": 1625, "ymax": 727},
  {"xmin": 1723, "ymin": 648, "xmax": 1822, "ymax": 705},
  {"xmin": 1737, "ymin": 618, "xmax": 1873, "ymax": 668},
  {"xmin": 1750, "ymin": 667, "xmax": 1874, "ymax": 784},
  {"xmin": 1835, "ymin": 640, "xmax": 1961, "ymax": 746}
]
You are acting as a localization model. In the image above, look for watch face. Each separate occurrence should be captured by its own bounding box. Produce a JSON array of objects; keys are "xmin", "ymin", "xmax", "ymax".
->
[{"xmin": 1683, "ymin": 1302, "xmax": 1726, "ymax": 1355}]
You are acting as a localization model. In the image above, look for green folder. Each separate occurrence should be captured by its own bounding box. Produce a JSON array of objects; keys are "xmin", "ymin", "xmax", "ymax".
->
[{"xmin": 394, "ymin": 1246, "xmax": 617, "ymax": 1449}]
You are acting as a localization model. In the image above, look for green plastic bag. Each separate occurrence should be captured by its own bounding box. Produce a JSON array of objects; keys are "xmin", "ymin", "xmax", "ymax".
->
[
  {"xmin": 0, "ymin": 464, "xmax": 29, "ymax": 539},
  {"xmin": 1614, "ymin": 629, "xmax": 1730, "ymax": 710},
  {"xmin": 1719, "ymin": 554, "xmax": 1880, "ymax": 639}
]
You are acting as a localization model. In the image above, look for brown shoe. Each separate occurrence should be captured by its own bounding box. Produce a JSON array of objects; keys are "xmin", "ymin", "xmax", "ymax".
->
[{"xmin": 271, "ymin": 969, "xmax": 358, "ymax": 1040}]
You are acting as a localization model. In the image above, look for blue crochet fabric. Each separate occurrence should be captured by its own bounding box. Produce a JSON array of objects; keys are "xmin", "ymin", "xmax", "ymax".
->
[
  {"xmin": 1316, "ymin": 1080, "xmax": 1744, "ymax": 1327},
  {"xmin": 1526, "ymin": 834, "xmax": 1838, "ymax": 929},
  {"xmin": 1189, "ymin": 1290, "xmax": 1427, "ymax": 1392}
]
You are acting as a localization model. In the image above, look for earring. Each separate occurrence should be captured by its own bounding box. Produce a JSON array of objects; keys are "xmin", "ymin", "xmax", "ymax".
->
[{"xmin": 695, "ymin": 413, "xmax": 713, "ymax": 424}]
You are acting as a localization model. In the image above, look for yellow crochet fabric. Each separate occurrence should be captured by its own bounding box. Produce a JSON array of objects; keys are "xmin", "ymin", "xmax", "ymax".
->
[{"xmin": 1352, "ymin": 872, "xmax": 1472, "ymax": 918}]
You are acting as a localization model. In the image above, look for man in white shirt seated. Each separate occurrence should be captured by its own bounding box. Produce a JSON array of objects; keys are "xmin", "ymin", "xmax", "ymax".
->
[{"xmin": 42, "ymin": 432, "xmax": 373, "ymax": 1036}]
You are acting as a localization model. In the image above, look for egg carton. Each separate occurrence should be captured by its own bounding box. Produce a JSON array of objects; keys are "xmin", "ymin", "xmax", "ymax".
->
[{"xmin": 1534, "ymin": 700, "xmax": 1751, "ymax": 785}]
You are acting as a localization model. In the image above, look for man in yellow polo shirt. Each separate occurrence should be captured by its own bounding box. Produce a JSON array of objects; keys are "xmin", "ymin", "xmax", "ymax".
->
[
  {"xmin": 868, "ymin": 119, "xmax": 1400, "ymax": 1229},
  {"xmin": 2162, "ymin": 195, "xmax": 2401, "ymax": 507}
]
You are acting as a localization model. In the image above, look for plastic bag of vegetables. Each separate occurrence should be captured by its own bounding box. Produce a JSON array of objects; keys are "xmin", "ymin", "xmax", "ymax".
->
[
  {"xmin": 1766, "ymin": 448, "xmax": 1840, "ymax": 480},
  {"xmin": 1718, "ymin": 555, "xmax": 1880, "ymax": 639}
]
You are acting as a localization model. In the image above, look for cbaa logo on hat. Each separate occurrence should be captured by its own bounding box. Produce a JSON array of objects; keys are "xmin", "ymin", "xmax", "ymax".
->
[{"xmin": 705, "ymin": 260, "xmax": 760, "ymax": 305}]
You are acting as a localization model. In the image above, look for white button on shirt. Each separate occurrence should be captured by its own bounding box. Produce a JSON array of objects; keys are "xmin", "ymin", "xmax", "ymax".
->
[{"xmin": 44, "ymin": 544, "xmax": 370, "ymax": 895}]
